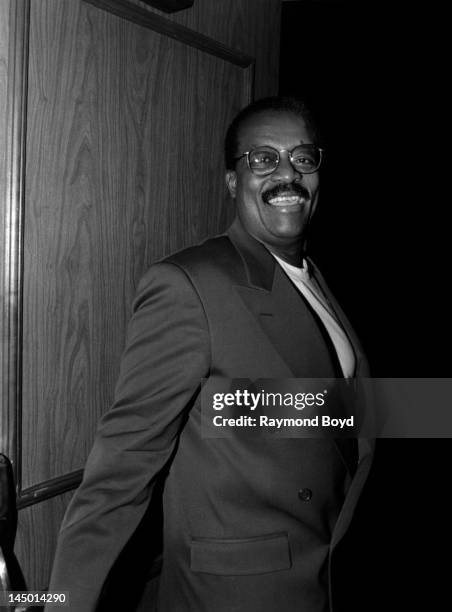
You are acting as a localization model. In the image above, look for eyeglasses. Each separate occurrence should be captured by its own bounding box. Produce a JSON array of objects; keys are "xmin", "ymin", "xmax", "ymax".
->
[{"xmin": 234, "ymin": 144, "xmax": 323, "ymax": 176}]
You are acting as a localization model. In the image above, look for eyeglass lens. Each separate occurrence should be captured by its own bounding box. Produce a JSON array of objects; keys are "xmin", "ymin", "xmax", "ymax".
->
[{"xmin": 248, "ymin": 145, "xmax": 320, "ymax": 174}]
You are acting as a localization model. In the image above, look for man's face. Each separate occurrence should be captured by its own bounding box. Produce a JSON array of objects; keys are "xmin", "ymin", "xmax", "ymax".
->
[{"xmin": 226, "ymin": 111, "xmax": 320, "ymax": 254}]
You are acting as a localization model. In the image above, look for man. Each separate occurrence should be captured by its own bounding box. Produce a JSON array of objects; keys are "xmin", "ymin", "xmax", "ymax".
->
[{"xmin": 47, "ymin": 97, "xmax": 373, "ymax": 611}]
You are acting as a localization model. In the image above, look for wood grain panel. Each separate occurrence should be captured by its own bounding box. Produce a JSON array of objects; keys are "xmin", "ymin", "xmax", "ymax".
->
[
  {"xmin": 84, "ymin": 0, "xmax": 254, "ymax": 67},
  {"xmin": 132, "ymin": 0, "xmax": 281, "ymax": 98},
  {"xmin": 14, "ymin": 490, "xmax": 75, "ymax": 590},
  {"xmin": 8, "ymin": 0, "xmax": 280, "ymax": 592},
  {"xmin": 21, "ymin": 0, "xmax": 248, "ymax": 489}
]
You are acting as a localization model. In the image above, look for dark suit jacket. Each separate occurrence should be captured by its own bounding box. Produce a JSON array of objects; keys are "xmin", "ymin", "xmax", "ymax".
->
[{"xmin": 47, "ymin": 218, "xmax": 374, "ymax": 612}]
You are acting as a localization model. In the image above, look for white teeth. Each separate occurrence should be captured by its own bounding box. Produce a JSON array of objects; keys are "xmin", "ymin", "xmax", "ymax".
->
[{"xmin": 267, "ymin": 195, "xmax": 302, "ymax": 206}]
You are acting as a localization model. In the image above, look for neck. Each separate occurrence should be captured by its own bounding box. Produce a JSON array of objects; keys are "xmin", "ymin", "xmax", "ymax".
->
[{"xmin": 267, "ymin": 243, "xmax": 304, "ymax": 267}]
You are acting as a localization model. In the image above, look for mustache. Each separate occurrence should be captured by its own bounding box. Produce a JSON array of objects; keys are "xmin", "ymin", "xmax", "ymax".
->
[{"xmin": 262, "ymin": 182, "xmax": 310, "ymax": 203}]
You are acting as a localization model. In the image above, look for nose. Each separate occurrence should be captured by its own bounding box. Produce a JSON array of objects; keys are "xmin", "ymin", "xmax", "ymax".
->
[{"xmin": 271, "ymin": 152, "xmax": 300, "ymax": 182}]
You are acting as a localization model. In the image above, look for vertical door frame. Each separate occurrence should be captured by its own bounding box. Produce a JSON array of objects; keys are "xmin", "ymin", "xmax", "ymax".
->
[{"xmin": 1, "ymin": 0, "xmax": 30, "ymax": 490}]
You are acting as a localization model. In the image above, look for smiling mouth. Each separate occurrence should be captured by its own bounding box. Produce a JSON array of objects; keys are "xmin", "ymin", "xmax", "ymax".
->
[{"xmin": 265, "ymin": 194, "xmax": 306, "ymax": 207}]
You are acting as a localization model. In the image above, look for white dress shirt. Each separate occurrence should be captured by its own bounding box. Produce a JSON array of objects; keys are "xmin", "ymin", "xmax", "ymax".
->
[{"xmin": 273, "ymin": 254, "xmax": 356, "ymax": 378}]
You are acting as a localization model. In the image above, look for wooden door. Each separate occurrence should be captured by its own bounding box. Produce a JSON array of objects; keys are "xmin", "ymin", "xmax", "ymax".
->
[{"xmin": 0, "ymin": 0, "xmax": 281, "ymax": 591}]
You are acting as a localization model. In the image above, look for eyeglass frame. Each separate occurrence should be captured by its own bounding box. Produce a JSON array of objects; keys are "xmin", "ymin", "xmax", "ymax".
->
[{"xmin": 233, "ymin": 144, "xmax": 324, "ymax": 176}]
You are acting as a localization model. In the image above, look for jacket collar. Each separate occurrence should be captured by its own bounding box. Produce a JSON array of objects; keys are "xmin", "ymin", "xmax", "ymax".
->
[{"xmin": 226, "ymin": 217, "xmax": 277, "ymax": 292}]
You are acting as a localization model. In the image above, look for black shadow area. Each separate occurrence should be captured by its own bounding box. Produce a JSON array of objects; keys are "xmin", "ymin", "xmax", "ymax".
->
[{"xmin": 279, "ymin": 2, "xmax": 450, "ymax": 610}]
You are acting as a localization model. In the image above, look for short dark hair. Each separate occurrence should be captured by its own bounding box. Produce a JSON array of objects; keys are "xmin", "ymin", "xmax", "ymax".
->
[{"xmin": 224, "ymin": 96, "xmax": 320, "ymax": 170}]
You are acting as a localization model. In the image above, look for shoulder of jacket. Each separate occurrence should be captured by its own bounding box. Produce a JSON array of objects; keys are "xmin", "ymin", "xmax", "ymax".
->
[
  {"xmin": 163, "ymin": 234, "xmax": 236, "ymax": 269},
  {"xmin": 136, "ymin": 234, "xmax": 248, "ymax": 306},
  {"xmin": 158, "ymin": 234, "xmax": 245, "ymax": 284},
  {"xmin": 135, "ymin": 234, "xmax": 239, "ymax": 293}
]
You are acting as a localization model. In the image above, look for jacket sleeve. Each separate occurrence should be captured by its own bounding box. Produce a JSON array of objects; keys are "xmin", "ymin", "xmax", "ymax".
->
[{"xmin": 46, "ymin": 262, "xmax": 211, "ymax": 611}]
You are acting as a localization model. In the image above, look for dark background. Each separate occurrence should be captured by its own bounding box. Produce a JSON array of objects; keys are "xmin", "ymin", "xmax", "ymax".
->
[{"xmin": 280, "ymin": 1, "xmax": 449, "ymax": 609}]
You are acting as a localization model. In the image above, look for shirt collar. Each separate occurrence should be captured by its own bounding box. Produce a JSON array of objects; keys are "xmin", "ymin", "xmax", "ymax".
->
[{"xmin": 272, "ymin": 252, "xmax": 311, "ymax": 279}]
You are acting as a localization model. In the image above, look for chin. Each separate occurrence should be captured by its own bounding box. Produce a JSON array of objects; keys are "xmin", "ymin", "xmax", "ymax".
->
[{"xmin": 267, "ymin": 220, "xmax": 309, "ymax": 240}]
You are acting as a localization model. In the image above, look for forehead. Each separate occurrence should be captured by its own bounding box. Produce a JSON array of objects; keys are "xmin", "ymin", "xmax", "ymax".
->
[{"xmin": 237, "ymin": 111, "xmax": 313, "ymax": 150}]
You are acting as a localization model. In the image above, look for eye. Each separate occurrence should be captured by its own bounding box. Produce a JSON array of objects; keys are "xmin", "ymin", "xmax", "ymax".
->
[
  {"xmin": 250, "ymin": 150, "xmax": 277, "ymax": 165},
  {"xmin": 292, "ymin": 154, "xmax": 315, "ymax": 167}
]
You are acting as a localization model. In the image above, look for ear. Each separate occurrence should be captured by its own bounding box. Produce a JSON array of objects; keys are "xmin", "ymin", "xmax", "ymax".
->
[{"xmin": 225, "ymin": 171, "xmax": 237, "ymax": 199}]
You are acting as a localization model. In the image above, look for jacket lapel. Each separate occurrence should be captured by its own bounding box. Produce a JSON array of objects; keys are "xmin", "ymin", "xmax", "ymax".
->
[
  {"xmin": 226, "ymin": 218, "xmax": 366, "ymax": 473},
  {"xmin": 227, "ymin": 218, "xmax": 320, "ymax": 378},
  {"xmin": 227, "ymin": 218, "xmax": 349, "ymax": 379},
  {"xmin": 227, "ymin": 217, "xmax": 275, "ymax": 292}
]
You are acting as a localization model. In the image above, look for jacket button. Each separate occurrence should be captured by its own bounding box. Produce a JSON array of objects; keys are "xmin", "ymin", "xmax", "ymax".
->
[{"xmin": 298, "ymin": 488, "xmax": 312, "ymax": 502}]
